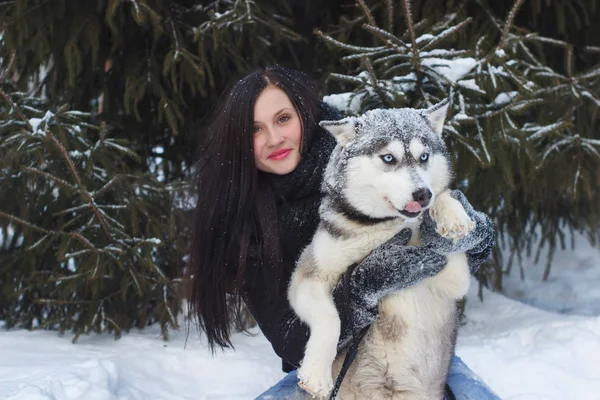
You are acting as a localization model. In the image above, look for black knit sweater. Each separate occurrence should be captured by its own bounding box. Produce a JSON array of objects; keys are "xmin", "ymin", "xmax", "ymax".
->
[{"xmin": 242, "ymin": 102, "xmax": 339, "ymax": 372}]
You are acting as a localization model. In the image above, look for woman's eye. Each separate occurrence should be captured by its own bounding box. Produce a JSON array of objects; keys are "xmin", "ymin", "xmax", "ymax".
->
[
  {"xmin": 278, "ymin": 115, "xmax": 290, "ymax": 123},
  {"xmin": 420, "ymin": 153, "xmax": 429, "ymax": 163},
  {"xmin": 253, "ymin": 126, "xmax": 261, "ymax": 133},
  {"xmin": 380, "ymin": 154, "xmax": 396, "ymax": 164}
]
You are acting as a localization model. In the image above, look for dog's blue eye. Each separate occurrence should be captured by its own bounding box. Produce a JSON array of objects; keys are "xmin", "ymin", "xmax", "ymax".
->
[
  {"xmin": 420, "ymin": 153, "xmax": 429, "ymax": 163},
  {"xmin": 381, "ymin": 154, "xmax": 395, "ymax": 164}
]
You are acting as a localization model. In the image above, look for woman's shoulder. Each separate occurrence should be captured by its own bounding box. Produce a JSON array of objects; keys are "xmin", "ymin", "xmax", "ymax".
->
[{"xmin": 318, "ymin": 101, "xmax": 345, "ymax": 123}]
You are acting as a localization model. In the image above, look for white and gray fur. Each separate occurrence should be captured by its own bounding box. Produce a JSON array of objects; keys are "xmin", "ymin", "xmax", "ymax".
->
[{"xmin": 288, "ymin": 100, "xmax": 474, "ymax": 399}]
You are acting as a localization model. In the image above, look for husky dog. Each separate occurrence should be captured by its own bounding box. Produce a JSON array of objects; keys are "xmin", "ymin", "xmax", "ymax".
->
[{"xmin": 288, "ymin": 100, "xmax": 474, "ymax": 399}]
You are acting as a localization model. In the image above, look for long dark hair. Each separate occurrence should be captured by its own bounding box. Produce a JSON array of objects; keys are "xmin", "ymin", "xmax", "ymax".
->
[{"xmin": 188, "ymin": 65, "xmax": 320, "ymax": 350}]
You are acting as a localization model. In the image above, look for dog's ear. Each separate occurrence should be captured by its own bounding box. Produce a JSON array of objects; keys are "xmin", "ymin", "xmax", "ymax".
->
[
  {"xmin": 319, "ymin": 118, "xmax": 356, "ymax": 145},
  {"xmin": 424, "ymin": 99, "xmax": 450, "ymax": 136}
]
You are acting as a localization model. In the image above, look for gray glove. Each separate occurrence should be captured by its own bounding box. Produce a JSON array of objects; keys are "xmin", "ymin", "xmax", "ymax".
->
[
  {"xmin": 333, "ymin": 190, "xmax": 495, "ymax": 349},
  {"xmin": 419, "ymin": 190, "xmax": 495, "ymax": 273},
  {"xmin": 333, "ymin": 229, "xmax": 448, "ymax": 348}
]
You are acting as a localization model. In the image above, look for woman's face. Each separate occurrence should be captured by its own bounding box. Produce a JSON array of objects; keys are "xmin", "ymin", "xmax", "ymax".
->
[{"xmin": 253, "ymin": 86, "xmax": 302, "ymax": 175}]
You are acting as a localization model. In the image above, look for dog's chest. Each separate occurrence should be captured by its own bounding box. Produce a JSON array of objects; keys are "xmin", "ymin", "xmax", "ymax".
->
[{"xmin": 314, "ymin": 219, "xmax": 418, "ymax": 274}]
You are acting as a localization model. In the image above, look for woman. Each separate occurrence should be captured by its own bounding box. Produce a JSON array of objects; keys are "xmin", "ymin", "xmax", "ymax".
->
[{"xmin": 188, "ymin": 65, "xmax": 498, "ymax": 399}]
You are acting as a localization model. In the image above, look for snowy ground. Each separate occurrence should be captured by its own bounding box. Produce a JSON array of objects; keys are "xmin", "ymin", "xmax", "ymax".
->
[
  {"xmin": 501, "ymin": 233, "xmax": 600, "ymax": 316},
  {"xmin": 1, "ymin": 237, "xmax": 599, "ymax": 400}
]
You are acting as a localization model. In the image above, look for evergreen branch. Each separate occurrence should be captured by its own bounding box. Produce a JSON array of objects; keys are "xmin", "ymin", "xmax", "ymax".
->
[
  {"xmin": 163, "ymin": 286, "xmax": 178, "ymax": 327},
  {"xmin": 362, "ymin": 24, "xmax": 409, "ymax": 49},
  {"xmin": 401, "ymin": 19, "xmax": 429, "ymax": 42},
  {"xmin": 433, "ymin": 2, "xmax": 465, "ymax": 30},
  {"xmin": 25, "ymin": 234, "xmax": 51, "ymax": 251},
  {"xmin": 567, "ymin": 46, "xmax": 574, "ymax": 79},
  {"xmin": 542, "ymin": 242, "xmax": 556, "ymax": 281},
  {"xmin": 129, "ymin": 268, "xmax": 143, "ymax": 296},
  {"xmin": 357, "ymin": 0, "xmax": 376, "ymax": 26},
  {"xmin": 583, "ymin": 46, "xmax": 600, "ymax": 54},
  {"xmin": 64, "ymin": 249, "xmax": 96, "ymax": 259},
  {"xmin": 342, "ymin": 48, "xmax": 396, "ymax": 62},
  {"xmin": 382, "ymin": 62, "xmax": 413, "ymax": 77},
  {"xmin": 475, "ymin": 35, "xmax": 487, "ymax": 58},
  {"xmin": 103, "ymin": 139, "xmax": 141, "ymax": 160},
  {"xmin": 0, "ymin": 87, "xmax": 34, "ymax": 132},
  {"xmin": 498, "ymin": 0, "xmax": 525, "ymax": 51},
  {"xmin": 362, "ymin": 58, "xmax": 389, "ymax": 106},
  {"xmin": 539, "ymin": 138, "xmax": 571, "ymax": 166},
  {"xmin": 420, "ymin": 18, "xmax": 472, "ymax": 52},
  {"xmin": 508, "ymin": 98, "xmax": 544, "ymax": 112},
  {"xmin": 486, "ymin": 63, "xmax": 498, "ymax": 89},
  {"xmin": 582, "ymin": 137, "xmax": 600, "ymax": 147},
  {"xmin": 523, "ymin": 33, "xmax": 569, "ymax": 48},
  {"xmin": 525, "ymin": 120, "xmax": 571, "ymax": 141},
  {"xmin": 372, "ymin": 53, "xmax": 411, "ymax": 65},
  {"xmin": 0, "ymin": 210, "xmax": 51, "ymax": 235},
  {"xmin": 46, "ymin": 132, "xmax": 115, "ymax": 242},
  {"xmin": 577, "ymin": 67, "xmax": 600, "ymax": 81},
  {"xmin": 517, "ymin": 41, "xmax": 543, "ymax": 67},
  {"xmin": 476, "ymin": 119, "xmax": 492, "ymax": 164},
  {"xmin": 533, "ymin": 71, "xmax": 569, "ymax": 80},
  {"xmin": 53, "ymin": 204, "xmax": 94, "ymax": 216},
  {"xmin": 96, "ymin": 207, "xmax": 126, "ymax": 231},
  {"xmin": 0, "ymin": 51, "xmax": 16, "ymax": 84},
  {"xmin": 328, "ymin": 73, "xmax": 367, "ymax": 85},
  {"xmin": 421, "ymin": 49, "xmax": 470, "ymax": 58},
  {"xmin": 98, "ymin": 205, "xmax": 128, "ymax": 210},
  {"xmin": 34, "ymin": 299, "xmax": 93, "ymax": 305},
  {"xmin": 582, "ymin": 143, "xmax": 600, "ymax": 159},
  {"xmin": 0, "ymin": 210, "xmax": 95, "ymax": 250},
  {"xmin": 315, "ymin": 29, "xmax": 385, "ymax": 52},
  {"xmin": 445, "ymin": 128, "xmax": 484, "ymax": 164},
  {"xmin": 419, "ymin": 64, "xmax": 455, "ymax": 86},
  {"xmin": 23, "ymin": 167, "xmax": 77, "ymax": 191},
  {"xmin": 103, "ymin": 315, "xmax": 122, "ymax": 333},
  {"xmin": 401, "ymin": 0, "xmax": 422, "ymax": 102},
  {"xmin": 121, "ymin": 237, "xmax": 162, "ymax": 245},
  {"xmin": 385, "ymin": 0, "xmax": 393, "ymax": 33},
  {"xmin": 169, "ymin": 18, "xmax": 181, "ymax": 62},
  {"xmin": 93, "ymin": 175, "xmax": 126, "ymax": 198}
]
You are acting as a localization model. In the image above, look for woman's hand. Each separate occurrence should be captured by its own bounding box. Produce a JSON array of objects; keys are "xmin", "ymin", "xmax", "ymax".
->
[
  {"xmin": 333, "ymin": 228, "xmax": 449, "ymax": 348},
  {"xmin": 419, "ymin": 190, "xmax": 495, "ymax": 272}
]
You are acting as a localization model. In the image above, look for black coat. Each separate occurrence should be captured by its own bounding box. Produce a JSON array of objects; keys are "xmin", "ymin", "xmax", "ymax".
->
[{"xmin": 242, "ymin": 102, "xmax": 341, "ymax": 372}]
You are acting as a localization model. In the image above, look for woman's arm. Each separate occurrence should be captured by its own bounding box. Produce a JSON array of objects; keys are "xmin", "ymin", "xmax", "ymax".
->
[
  {"xmin": 334, "ymin": 190, "xmax": 495, "ymax": 348},
  {"xmin": 244, "ymin": 190, "xmax": 495, "ymax": 370},
  {"xmin": 242, "ymin": 271, "xmax": 309, "ymax": 372},
  {"xmin": 242, "ymin": 234, "xmax": 449, "ymax": 371}
]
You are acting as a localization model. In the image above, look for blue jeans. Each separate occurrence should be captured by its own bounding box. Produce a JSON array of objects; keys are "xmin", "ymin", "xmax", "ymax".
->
[{"xmin": 255, "ymin": 355, "xmax": 500, "ymax": 399}]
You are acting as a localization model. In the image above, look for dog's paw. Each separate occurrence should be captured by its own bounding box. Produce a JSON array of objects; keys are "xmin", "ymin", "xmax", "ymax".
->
[
  {"xmin": 430, "ymin": 196, "xmax": 475, "ymax": 241},
  {"xmin": 297, "ymin": 363, "xmax": 334, "ymax": 399}
]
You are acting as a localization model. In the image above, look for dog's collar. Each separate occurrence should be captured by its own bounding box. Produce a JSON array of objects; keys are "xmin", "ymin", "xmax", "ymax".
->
[{"xmin": 329, "ymin": 193, "xmax": 398, "ymax": 226}]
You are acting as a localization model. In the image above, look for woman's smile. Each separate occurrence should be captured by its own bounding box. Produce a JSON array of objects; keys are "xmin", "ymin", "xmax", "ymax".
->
[{"xmin": 268, "ymin": 148, "xmax": 293, "ymax": 160}]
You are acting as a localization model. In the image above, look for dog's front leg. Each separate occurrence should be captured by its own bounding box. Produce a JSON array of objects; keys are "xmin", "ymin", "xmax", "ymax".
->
[
  {"xmin": 430, "ymin": 190, "xmax": 475, "ymax": 240},
  {"xmin": 290, "ymin": 277, "xmax": 340, "ymax": 398}
]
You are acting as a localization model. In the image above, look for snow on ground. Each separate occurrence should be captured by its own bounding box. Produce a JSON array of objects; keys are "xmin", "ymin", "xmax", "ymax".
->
[
  {"xmin": 458, "ymin": 282, "xmax": 600, "ymax": 400},
  {"xmin": 501, "ymin": 232, "xmax": 600, "ymax": 316},
  {"xmin": 0, "ymin": 322, "xmax": 285, "ymax": 400},
  {"xmin": 1, "ymin": 238, "xmax": 599, "ymax": 399}
]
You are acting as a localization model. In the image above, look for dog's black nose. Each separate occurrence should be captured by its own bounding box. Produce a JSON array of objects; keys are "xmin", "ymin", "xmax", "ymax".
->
[{"xmin": 412, "ymin": 188, "xmax": 432, "ymax": 206}]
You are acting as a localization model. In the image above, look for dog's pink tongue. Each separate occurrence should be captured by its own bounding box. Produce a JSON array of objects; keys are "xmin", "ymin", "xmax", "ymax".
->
[{"xmin": 405, "ymin": 201, "xmax": 422, "ymax": 213}]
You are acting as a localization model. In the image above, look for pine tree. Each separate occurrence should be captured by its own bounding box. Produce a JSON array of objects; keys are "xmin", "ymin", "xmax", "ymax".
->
[
  {"xmin": 1, "ymin": 0, "xmax": 598, "ymax": 337},
  {"xmin": 0, "ymin": 54, "xmax": 185, "ymax": 339},
  {"xmin": 317, "ymin": 0, "xmax": 600, "ymax": 290}
]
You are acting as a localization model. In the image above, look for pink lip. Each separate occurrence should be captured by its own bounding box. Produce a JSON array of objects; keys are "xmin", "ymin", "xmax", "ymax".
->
[{"xmin": 268, "ymin": 149, "xmax": 292, "ymax": 160}]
